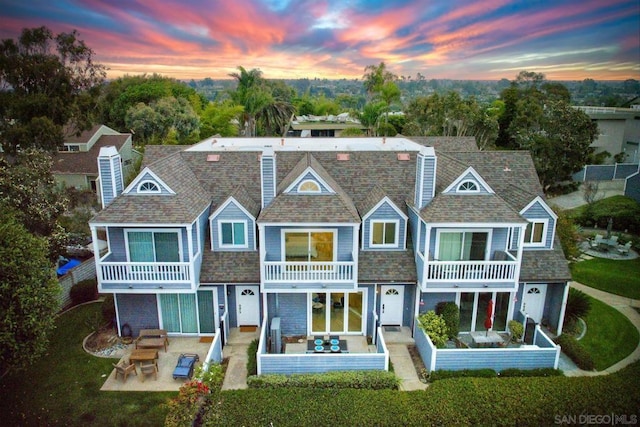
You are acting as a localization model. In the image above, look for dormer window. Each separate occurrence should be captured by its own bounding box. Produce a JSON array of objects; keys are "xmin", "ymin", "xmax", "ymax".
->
[
  {"xmin": 370, "ymin": 220, "xmax": 399, "ymax": 247},
  {"xmin": 524, "ymin": 219, "xmax": 548, "ymax": 247},
  {"xmin": 298, "ymin": 180, "xmax": 321, "ymax": 193},
  {"xmin": 137, "ymin": 180, "xmax": 160, "ymax": 194},
  {"xmin": 457, "ymin": 180, "xmax": 479, "ymax": 193}
]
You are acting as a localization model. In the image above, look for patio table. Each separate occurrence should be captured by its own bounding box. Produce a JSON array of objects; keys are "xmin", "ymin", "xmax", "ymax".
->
[
  {"xmin": 470, "ymin": 331, "xmax": 504, "ymax": 347},
  {"xmin": 129, "ymin": 348, "xmax": 159, "ymax": 365},
  {"xmin": 306, "ymin": 339, "xmax": 348, "ymax": 353}
]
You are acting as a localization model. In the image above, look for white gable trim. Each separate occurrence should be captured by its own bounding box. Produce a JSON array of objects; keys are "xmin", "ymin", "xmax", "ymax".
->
[
  {"xmin": 124, "ymin": 167, "xmax": 175, "ymax": 195},
  {"xmin": 361, "ymin": 196, "xmax": 408, "ymax": 222},
  {"xmin": 283, "ymin": 167, "xmax": 335, "ymax": 194},
  {"xmin": 209, "ymin": 196, "xmax": 256, "ymax": 221},
  {"xmin": 520, "ymin": 196, "xmax": 558, "ymax": 221},
  {"xmin": 443, "ymin": 167, "xmax": 494, "ymax": 194}
]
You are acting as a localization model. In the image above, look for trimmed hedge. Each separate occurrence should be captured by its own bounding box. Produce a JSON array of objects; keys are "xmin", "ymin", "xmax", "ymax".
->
[
  {"xmin": 555, "ymin": 334, "xmax": 596, "ymax": 371},
  {"xmin": 69, "ymin": 279, "xmax": 97, "ymax": 306},
  {"xmin": 247, "ymin": 370, "xmax": 399, "ymax": 390},
  {"xmin": 499, "ymin": 368, "xmax": 563, "ymax": 378},
  {"xmin": 205, "ymin": 361, "xmax": 640, "ymax": 426},
  {"xmin": 246, "ymin": 339, "xmax": 258, "ymax": 376},
  {"xmin": 429, "ymin": 369, "xmax": 497, "ymax": 382}
]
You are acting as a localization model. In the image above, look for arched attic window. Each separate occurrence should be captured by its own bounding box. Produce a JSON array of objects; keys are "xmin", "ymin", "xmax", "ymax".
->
[
  {"xmin": 297, "ymin": 179, "xmax": 321, "ymax": 193},
  {"xmin": 137, "ymin": 180, "xmax": 161, "ymax": 194},
  {"xmin": 457, "ymin": 180, "xmax": 479, "ymax": 193}
]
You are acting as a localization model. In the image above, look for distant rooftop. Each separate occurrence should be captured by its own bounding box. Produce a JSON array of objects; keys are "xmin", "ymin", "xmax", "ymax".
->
[{"xmin": 185, "ymin": 137, "xmax": 434, "ymax": 154}]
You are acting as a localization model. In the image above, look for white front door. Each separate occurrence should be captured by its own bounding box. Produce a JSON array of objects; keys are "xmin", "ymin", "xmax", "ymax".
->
[
  {"xmin": 380, "ymin": 285, "xmax": 404, "ymax": 325},
  {"xmin": 522, "ymin": 284, "xmax": 547, "ymax": 323},
  {"xmin": 236, "ymin": 286, "xmax": 260, "ymax": 326}
]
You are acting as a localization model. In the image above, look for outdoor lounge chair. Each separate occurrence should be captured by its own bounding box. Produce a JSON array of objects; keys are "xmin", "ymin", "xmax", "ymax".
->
[
  {"xmin": 590, "ymin": 234, "xmax": 604, "ymax": 249},
  {"xmin": 618, "ymin": 242, "xmax": 632, "ymax": 256},
  {"xmin": 112, "ymin": 360, "xmax": 137, "ymax": 382},
  {"xmin": 173, "ymin": 353, "xmax": 199, "ymax": 380},
  {"xmin": 140, "ymin": 360, "xmax": 158, "ymax": 382}
]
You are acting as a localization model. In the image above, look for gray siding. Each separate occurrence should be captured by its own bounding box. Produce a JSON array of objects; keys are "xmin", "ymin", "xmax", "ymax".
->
[
  {"xmin": 116, "ymin": 293, "xmax": 159, "ymax": 337},
  {"xmin": 259, "ymin": 353, "xmax": 387, "ymax": 374},
  {"xmin": 362, "ymin": 284, "xmax": 375, "ymax": 337},
  {"xmin": 267, "ymin": 293, "xmax": 307, "ymax": 335},
  {"xmin": 522, "ymin": 201, "xmax": 555, "ymax": 249},
  {"xmin": 264, "ymin": 226, "xmax": 354, "ymax": 261},
  {"xmin": 99, "ymin": 157, "xmax": 116, "ymax": 205},
  {"xmin": 492, "ymin": 228, "xmax": 508, "ymax": 253},
  {"xmin": 287, "ymin": 171, "xmax": 332, "ymax": 194},
  {"xmin": 210, "ymin": 201, "xmax": 256, "ymax": 251},
  {"xmin": 363, "ymin": 201, "xmax": 406, "ymax": 250},
  {"xmin": 416, "ymin": 154, "xmax": 436, "ymax": 208},
  {"xmin": 626, "ymin": 173, "xmax": 640, "ymax": 203},
  {"xmin": 418, "ymin": 292, "xmax": 456, "ymax": 314},
  {"xmin": 261, "ymin": 155, "xmax": 276, "ymax": 207},
  {"xmin": 402, "ymin": 285, "xmax": 416, "ymax": 326},
  {"xmin": 544, "ymin": 283, "xmax": 566, "ymax": 332}
]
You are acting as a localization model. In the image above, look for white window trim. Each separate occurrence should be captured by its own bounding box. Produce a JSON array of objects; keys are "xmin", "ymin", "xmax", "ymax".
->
[
  {"xmin": 218, "ymin": 220, "xmax": 249, "ymax": 249},
  {"xmin": 369, "ymin": 219, "xmax": 400, "ymax": 248},
  {"xmin": 456, "ymin": 180, "xmax": 479, "ymax": 193},
  {"xmin": 434, "ymin": 228, "xmax": 492, "ymax": 261},
  {"xmin": 297, "ymin": 179, "xmax": 321, "ymax": 193},
  {"xmin": 137, "ymin": 180, "xmax": 161, "ymax": 194},
  {"xmin": 523, "ymin": 219, "xmax": 548, "ymax": 247},
  {"xmin": 281, "ymin": 228, "xmax": 337, "ymax": 262},
  {"xmin": 124, "ymin": 228, "xmax": 183, "ymax": 262}
]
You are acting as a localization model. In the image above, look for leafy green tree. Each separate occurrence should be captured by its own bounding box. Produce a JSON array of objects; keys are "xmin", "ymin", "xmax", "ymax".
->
[
  {"xmin": 228, "ymin": 66, "xmax": 294, "ymax": 136},
  {"xmin": 357, "ymin": 101, "xmax": 385, "ymax": 136},
  {"xmin": 199, "ymin": 101, "xmax": 243, "ymax": 138},
  {"xmin": 0, "ymin": 150, "xmax": 69, "ymax": 261},
  {"xmin": 0, "ymin": 26, "xmax": 106, "ymax": 154},
  {"xmin": 124, "ymin": 96, "xmax": 199, "ymax": 145},
  {"xmin": 378, "ymin": 81, "xmax": 401, "ymax": 135},
  {"xmin": 362, "ymin": 62, "xmax": 396, "ymax": 99},
  {"xmin": 0, "ymin": 209, "xmax": 60, "ymax": 378}
]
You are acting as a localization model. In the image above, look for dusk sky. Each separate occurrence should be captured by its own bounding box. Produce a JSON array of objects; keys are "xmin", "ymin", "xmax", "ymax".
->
[{"xmin": 1, "ymin": 0, "xmax": 639, "ymax": 81}]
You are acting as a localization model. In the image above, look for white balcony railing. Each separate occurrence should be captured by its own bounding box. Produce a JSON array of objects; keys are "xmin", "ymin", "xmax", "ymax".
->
[
  {"xmin": 99, "ymin": 262, "xmax": 191, "ymax": 283},
  {"xmin": 427, "ymin": 260, "xmax": 517, "ymax": 282},
  {"xmin": 263, "ymin": 261, "xmax": 354, "ymax": 283}
]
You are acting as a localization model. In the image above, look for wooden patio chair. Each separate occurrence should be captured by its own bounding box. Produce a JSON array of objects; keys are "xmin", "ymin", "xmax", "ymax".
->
[
  {"xmin": 140, "ymin": 360, "xmax": 158, "ymax": 382},
  {"xmin": 112, "ymin": 360, "xmax": 137, "ymax": 382}
]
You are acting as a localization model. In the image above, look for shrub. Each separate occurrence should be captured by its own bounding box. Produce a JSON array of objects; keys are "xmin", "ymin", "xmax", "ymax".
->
[
  {"xmin": 69, "ymin": 279, "xmax": 97, "ymax": 306},
  {"xmin": 164, "ymin": 380, "xmax": 210, "ymax": 427},
  {"xmin": 572, "ymin": 195, "xmax": 640, "ymax": 234},
  {"xmin": 499, "ymin": 368, "xmax": 563, "ymax": 377},
  {"xmin": 553, "ymin": 207, "xmax": 581, "ymax": 260},
  {"xmin": 435, "ymin": 301, "xmax": 460, "ymax": 339},
  {"xmin": 508, "ymin": 320, "xmax": 524, "ymax": 342},
  {"xmin": 247, "ymin": 370, "xmax": 399, "ymax": 390},
  {"xmin": 246, "ymin": 339, "xmax": 258, "ymax": 376},
  {"xmin": 565, "ymin": 288, "xmax": 591, "ymax": 323},
  {"xmin": 417, "ymin": 311, "xmax": 449, "ymax": 348},
  {"xmin": 429, "ymin": 369, "xmax": 497, "ymax": 382},
  {"xmin": 195, "ymin": 363, "xmax": 225, "ymax": 389},
  {"xmin": 554, "ymin": 334, "xmax": 595, "ymax": 371}
]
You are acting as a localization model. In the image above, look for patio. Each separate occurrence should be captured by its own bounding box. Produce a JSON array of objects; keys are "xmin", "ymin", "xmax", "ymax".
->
[
  {"xmin": 100, "ymin": 337, "xmax": 212, "ymax": 391},
  {"xmin": 580, "ymin": 240, "xmax": 638, "ymax": 261},
  {"xmin": 283, "ymin": 335, "xmax": 374, "ymax": 354}
]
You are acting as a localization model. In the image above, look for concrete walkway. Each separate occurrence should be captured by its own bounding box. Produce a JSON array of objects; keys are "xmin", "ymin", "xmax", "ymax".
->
[
  {"xmin": 547, "ymin": 180, "xmax": 624, "ymax": 210},
  {"xmin": 383, "ymin": 326, "xmax": 428, "ymax": 391},
  {"xmin": 221, "ymin": 328, "xmax": 260, "ymax": 390},
  {"xmin": 564, "ymin": 282, "xmax": 640, "ymax": 377}
]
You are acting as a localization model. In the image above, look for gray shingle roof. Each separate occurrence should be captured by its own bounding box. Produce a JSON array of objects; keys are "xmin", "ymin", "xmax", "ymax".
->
[
  {"xmin": 200, "ymin": 250, "xmax": 260, "ymax": 283},
  {"xmin": 226, "ymin": 185, "xmax": 260, "ymax": 219},
  {"xmin": 420, "ymin": 194, "xmax": 526, "ymax": 223},
  {"xmin": 91, "ymin": 152, "xmax": 210, "ymax": 224},
  {"xmin": 258, "ymin": 194, "xmax": 361, "ymax": 223},
  {"xmin": 356, "ymin": 185, "xmax": 388, "ymax": 217},
  {"xmin": 409, "ymin": 136, "xmax": 478, "ymax": 152},
  {"xmin": 520, "ymin": 236, "xmax": 571, "ymax": 282},
  {"xmin": 358, "ymin": 237, "xmax": 417, "ymax": 282},
  {"xmin": 52, "ymin": 134, "xmax": 129, "ymax": 175}
]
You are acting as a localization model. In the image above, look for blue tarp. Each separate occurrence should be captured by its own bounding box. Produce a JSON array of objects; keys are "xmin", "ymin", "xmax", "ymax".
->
[{"xmin": 57, "ymin": 258, "xmax": 81, "ymax": 276}]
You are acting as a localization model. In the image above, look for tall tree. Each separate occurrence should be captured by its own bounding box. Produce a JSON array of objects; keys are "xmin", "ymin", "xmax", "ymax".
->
[
  {"xmin": 0, "ymin": 209, "xmax": 60, "ymax": 378},
  {"xmin": 0, "ymin": 150, "xmax": 69, "ymax": 261},
  {"xmin": 378, "ymin": 81, "xmax": 401, "ymax": 134},
  {"xmin": 362, "ymin": 62, "xmax": 396, "ymax": 99},
  {"xmin": 0, "ymin": 26, "xmax": 106, "ymax": 154}
]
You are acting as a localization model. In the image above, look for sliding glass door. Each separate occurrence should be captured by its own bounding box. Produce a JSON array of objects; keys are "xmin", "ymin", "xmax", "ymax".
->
[
  {"xmin": 458, "ymin": 291, "xmax": 512, "ymax": 332},
  {"xmin": 310, "ymin": 291, "xmax": 364, "ymax": 334},
  {"xmin": 438, "ymin": 231, "xmax": 488, "ymax": 261}
]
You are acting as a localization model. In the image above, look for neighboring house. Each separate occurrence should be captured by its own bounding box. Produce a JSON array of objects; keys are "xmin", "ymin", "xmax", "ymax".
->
[
  {"xmin": 286, "ymin": 114, "xmax": 367, "ymax": 137},
  {"xmin": 89, "ymin": 136, "xmax": 570, "ymax": 374},
  {"xmin": 575, "ymin": 105, "xmax": 640, "ymax": 163},
  {"xmin": 52, "ymin": 125, "xmax": 135, "ymax": 194}
]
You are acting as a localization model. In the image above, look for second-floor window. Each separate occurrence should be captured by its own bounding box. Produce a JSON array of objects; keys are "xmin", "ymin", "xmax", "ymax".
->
[
  {"xmin": 284, "ymin": 230, "xmax": 335, "ymax": 262},
  {"xmin": 219, "ymin": 221, "xmax": 247, "ymax": 248},
  {"xmin": 370, "ymin": 220, "xmax": 398, "ymax": 247},
  {"xmin": 437, "ymin": 231, "xmax": 488, "ymax": 261},
  {"xmin": 127, "ymin": 230, "xmax": 180, "ymax": 262},
  {"xmin": 524, "ymin": 220, "xmax": 547, "ymax": 247}
]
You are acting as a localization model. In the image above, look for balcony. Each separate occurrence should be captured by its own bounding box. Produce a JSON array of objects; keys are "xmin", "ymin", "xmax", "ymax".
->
[
  {"xmin": 263, "ymin": 261, "xmax": 355, "ymax": 283},
  {"xmin": 99, "ymin": 261, "xmax": 191, "ymax": 285},
  {"xmin": 426, "ymin": 260, "xmax": 517, "ymax": 282}
]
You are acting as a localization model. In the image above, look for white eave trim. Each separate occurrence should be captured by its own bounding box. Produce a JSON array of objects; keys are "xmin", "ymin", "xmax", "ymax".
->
[
  {"xmin": 283, "ymin": 166, "xmax": 336, "ymax": 194},
  {"xmin": 361, "ymin": 196, "xmax": 408, "ymax": 222},
  {"xmin": 209, "ymin": 196, "xmax": 256, "ymax": 221},
  {"xmin": 520, "ymin": 196, "xmax": 558, "ymax": 221}
]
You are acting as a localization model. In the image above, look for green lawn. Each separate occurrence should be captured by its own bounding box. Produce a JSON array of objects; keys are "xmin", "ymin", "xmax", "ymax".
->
[
  {"xmin": 570, "ymin": 257, "xmax": 640, "ymax": 300},
  {"xmin": 579, "ymin": 296, "xmax": 639, "ymax": 371},
  {"xmin": 0, "ymin": 303, "xmax": 173, "ymax": 426}
]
